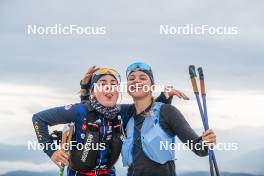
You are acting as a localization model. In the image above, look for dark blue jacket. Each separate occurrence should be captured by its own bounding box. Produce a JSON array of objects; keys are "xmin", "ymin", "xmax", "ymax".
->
[{"xmin": 32, "ymin": 93, "xmax": 172, "ymax": 157}]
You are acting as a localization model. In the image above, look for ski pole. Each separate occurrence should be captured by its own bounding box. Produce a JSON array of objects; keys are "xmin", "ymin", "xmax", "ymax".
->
[
  {"xmin": 60, "ymin": 123, "xmax": 74, "ymax": 176},
  {"xmin": 189, "ymin": 65, "xmax": 206, "ymax": 128},
  {"xmin": 197, "ymin": 67, "xmax": 215, "ymax": 176},
  {"xmin": 198, "ymin": 67, "xmax": 220, "ymax": 176},
  {"xmin": 189, "ymin": 65, "xmax": 215, "ymax": 176}
]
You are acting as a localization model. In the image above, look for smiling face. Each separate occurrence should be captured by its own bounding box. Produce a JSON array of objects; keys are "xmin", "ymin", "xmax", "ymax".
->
[
  {"xmin": 127, "ymin": 71, "xmax": 153, "ymax": 99},
  {"xmin": 92, "ymin": 75, "xmax": 119, "ymax": 107}
]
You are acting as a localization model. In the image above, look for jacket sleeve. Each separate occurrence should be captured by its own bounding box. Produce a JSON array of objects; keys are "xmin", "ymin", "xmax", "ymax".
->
[
  {"xmin": 32, "ymin": 104, "xmax": 79, "ymax": 157},
  {"xmin": 160, "ymin": 104, "xmax": 208, "ymax": 157},
  {"xmin": 80, "ymin": 80, "xmax": 91, "ymax": 102},
  {"xmin": 155, "ymin": 92, "xmax": 173, "ymax": 104},
  {"xmin": 80, "ymin": 94, "xmax": 90, "ymax": 102}
]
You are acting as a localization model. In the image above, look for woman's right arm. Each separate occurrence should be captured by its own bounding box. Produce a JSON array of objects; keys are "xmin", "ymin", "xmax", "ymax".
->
[
  {"xmin": 80, "ymin": 66, "xmax": 100, "ymax": 102},
  {"xmin": 32, "ymin": 104, "xmax": 78, "ymax": 158}
]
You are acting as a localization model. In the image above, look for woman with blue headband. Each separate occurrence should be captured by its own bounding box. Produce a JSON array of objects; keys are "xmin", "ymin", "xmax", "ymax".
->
[{"xmin": 121, "ymin": 62, "xmax": 217, "ymax": 176}]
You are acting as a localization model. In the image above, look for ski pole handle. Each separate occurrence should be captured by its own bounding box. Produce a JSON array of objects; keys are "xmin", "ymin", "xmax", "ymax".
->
[
  {"xmin": 198, "ymin": 67, "xmax": 206, "ymax": 95},
  {"xmin": 189, "ymin": 65, "xmax": 199, "ymax": 93}
]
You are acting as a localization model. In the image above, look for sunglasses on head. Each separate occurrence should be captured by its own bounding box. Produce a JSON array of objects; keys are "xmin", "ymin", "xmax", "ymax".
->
[{"xmin": 126, "ymin": 62, "xmax": 152, "ymax": 78}]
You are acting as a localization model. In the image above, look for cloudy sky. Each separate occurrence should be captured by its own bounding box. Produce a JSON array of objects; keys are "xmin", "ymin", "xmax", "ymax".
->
[{"xmin": 0, "ymin": 0, "xmax": 264, "ymax": 174}]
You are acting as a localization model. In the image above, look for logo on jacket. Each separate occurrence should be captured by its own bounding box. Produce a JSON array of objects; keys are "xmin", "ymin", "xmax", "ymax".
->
[
  {"xmin": 64, "ymin": 104, "xmax": 72, "ymax": 110},
  {"xmin": 81, "ymin": 134, "xmax": 93, "ymax": 162}
]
